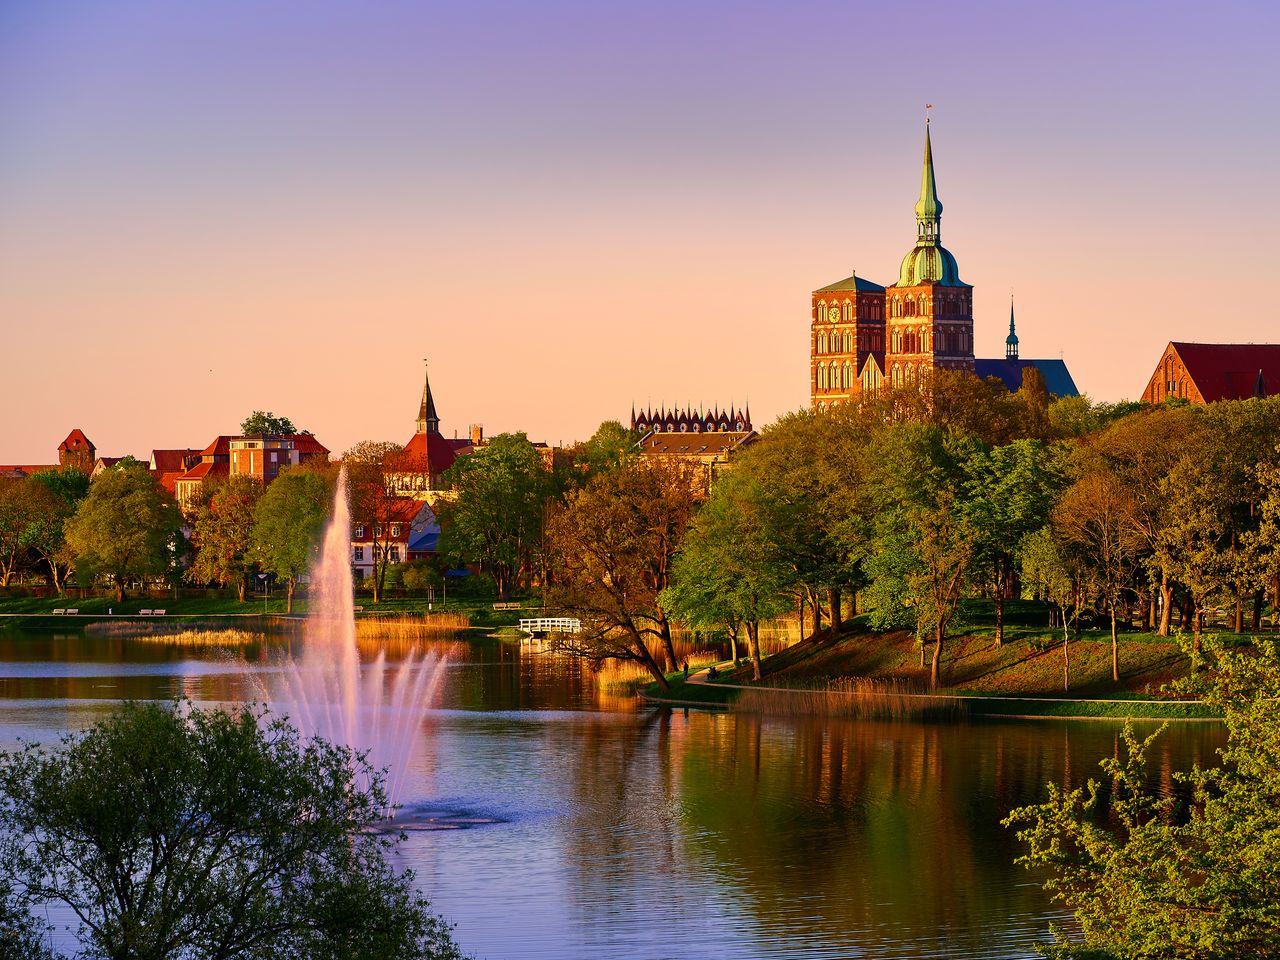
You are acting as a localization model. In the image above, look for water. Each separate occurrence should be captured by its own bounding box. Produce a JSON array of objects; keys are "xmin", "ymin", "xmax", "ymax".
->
[{"xmin": 0, "ymin": 629, "xmax": 1225, "ymax": 959}]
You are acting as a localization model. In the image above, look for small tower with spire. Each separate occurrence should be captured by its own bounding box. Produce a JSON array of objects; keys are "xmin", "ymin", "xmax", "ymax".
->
[
  {"xmin": 1006, "ymin": 296, "xmax": 1019, "ymax": 360},
  {"xmin": 416, "ymin": 359, "xmax": 440, "ymax": 435}
]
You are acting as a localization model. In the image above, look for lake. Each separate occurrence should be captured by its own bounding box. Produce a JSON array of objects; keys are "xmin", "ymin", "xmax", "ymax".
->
[{"xmin": 0, "ymin": 629, "xmax": 1224, "ymax": 959}]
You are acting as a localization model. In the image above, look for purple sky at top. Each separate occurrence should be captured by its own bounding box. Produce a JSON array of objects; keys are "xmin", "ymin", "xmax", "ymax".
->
[{"xmin": 2, "ymin": 0, "xmax": 1277, "ymax": 461}]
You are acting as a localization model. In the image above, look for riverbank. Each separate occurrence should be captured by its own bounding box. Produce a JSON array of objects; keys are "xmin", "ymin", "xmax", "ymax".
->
[{"xmin": 640, "ymin": 621, "xmax": 1231, "ymax": 720}]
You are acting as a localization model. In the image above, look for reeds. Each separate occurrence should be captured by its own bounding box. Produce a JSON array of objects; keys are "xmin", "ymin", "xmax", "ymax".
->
[
  {"xmin": 594, "ymin": 646, "xmax": 720, "ymax": 691},
  {"xmin": 734, "ymin": 676, "xmax": 965, "ymax": 721},
  {"xmin": 353, "ymin": 613, "xmax": 471, "ymax": 651},
  {"xmin": 122, "ymin": 628, "xmax": 262, "ymax": 646},
  {"xmin": 85, "ymin": 619, "xmax": 288, "ymax": 639}
]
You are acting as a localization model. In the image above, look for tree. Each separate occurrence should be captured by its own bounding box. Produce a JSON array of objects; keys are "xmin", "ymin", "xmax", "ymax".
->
[
  {"xmin": 240, "ymin": 411, "xmax": 298, "ymax": 435},
  {"xmin": 547, "ymin": 457, "xmax": 705, "ymax": 686},
  {"xmin": 23, "ymin": 469, "xmax": 90, "ymax": 593},
  {"xmin": 63, "ymin": 467, "xmax": 183, "ymax": 601},
  {"xmin": 1020, "ymin": 526, "xmax": 1091, "ymax": 691},
  {"xmin": 0, "ymin": 701, "xmax": 469, "ymax": 960},
  {"xmin": 1004, "ymin": 638, "xmax": 1280, "ymax": 958},
  {"xmin": 864, "ymin": 424, "xmax": 977, "ymax": 690},
  {"xmin": 344, "ymin": 441, "xmax": 424, "ymax": 604},
  {"xmin": 962, "ymin": 439, "xmax": 1063, "ymax": 647},
  {"xmin": 663, "ymin": 468, "xmax": 792, "ymax": 680},
  {"xmin": 0, "ymin": 479, "xmax": 32, "ymax": 587},
  {"xmin": 436, "ymin": 434, "xmax": 547, "ymax": 600},
  {"xmin": 1055, "ymin": 470, "xmax": 1141, "ymax": 682},
  {"xmin": 251, "ymin": 469, "xmax": 331, "ymax": 613},
  {"xmin": 572, "ymin": 420, "xmax": 638, "ymax": 478},
  {"xmin": 188, "ymin": 477, "xmax": 262, "ymax": 602}
]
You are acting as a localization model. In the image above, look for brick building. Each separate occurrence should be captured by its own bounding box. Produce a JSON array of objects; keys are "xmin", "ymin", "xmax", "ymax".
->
[
  {"xmin": 1141, "ymin": 342, "xmax": 1280, "ymax": 405},
  {"xmin": 810, "ymin": 122, "xmax": 1077, "ymax": 408},
  {"xmin": 174, "ymin": 432, "xmax": 329, "ymax": 508}
]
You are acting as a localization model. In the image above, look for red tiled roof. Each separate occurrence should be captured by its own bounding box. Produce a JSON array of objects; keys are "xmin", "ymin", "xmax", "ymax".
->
[
  {"xmin": 200, "ymin": 436, "xmax": 232, "ymax": 457},
  {"xmin": 58, "ymin": 429, "xmax": 93, "ymax": 453},
  {"xmin": 1172, "ymin": 342, "xmax": 1280, "ymax": 402},
  {"xmin": 402, "ymin": 431, "xmax": 461, "ymax": 475},
  {"xmin": 151, "ymin": 449, "xmax": 202, "ymax": 473},
  {"xmin": 641, "ymin": 431, "xmax": 755, "ymax": 456},
  {"xmin": 288, "ymin": 433, "xmax": 329, "ymax": 455},
  {"xmin": 157, "ymin": 471, "xmax": 183, "ymax": 494},
  {"xmin": 0, "ymin": 464, "xmax": 57, "ymax": 478},
  {"xmin": 177, "ymin": 461, "xmax": 228, "ymax": 482}
]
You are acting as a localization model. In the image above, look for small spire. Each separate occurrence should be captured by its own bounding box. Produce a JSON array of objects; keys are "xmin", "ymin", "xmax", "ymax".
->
[
  {"xmin": 1255, "ymin": 368, "xmax": 1267, "ymax": 399},
  {"xmin": 1006, "ymin": 295, "xmax": 1020, "ymax": 360},
  {"xmin": 416, "ymin": 359, "xmax": 440, "ymax": 434},
  {"xmin": 915, "ymin": 120, "xmax": 943, "ymax": 238}
]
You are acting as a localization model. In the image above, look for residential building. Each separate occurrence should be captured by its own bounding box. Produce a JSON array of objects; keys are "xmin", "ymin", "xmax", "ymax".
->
[
  {"xmin": 350, "ymin": 498, "xmax": 439, "ymax": 583},
  {"xmin": 632, "ymin": 405, "xmax": 756, "ymax": 480},
  {"xmin": 174, "ymin": 432, "xmax": 328, "ymax": 509}
]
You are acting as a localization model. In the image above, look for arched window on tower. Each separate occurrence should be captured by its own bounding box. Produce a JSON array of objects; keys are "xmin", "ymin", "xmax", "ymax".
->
[
  {"xmin": 817, "ymin": 365, "xmax": 827, "ymax": 389},
  {"xmin": 842, "ymin": 361, "xmax": 852, "ymax": 388},
  {"xmin": 817, "ymin": 331, "xmax": 828, "ymax": 354},
  {"xmin": 843, "ymin": 331, "xmax": 853, "ymax": 352},
  {"xmin": 829, "ymin": 362, "xmax": 839, "ymax": 390}
]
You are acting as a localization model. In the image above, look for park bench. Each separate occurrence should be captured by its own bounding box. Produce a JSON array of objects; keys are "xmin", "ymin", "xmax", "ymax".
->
[
  {"xmin": 153, "ymin": 609, "xmax": 165, "ymax": 616},
  {"xmin": 52, "ymin": 609, "xmax": 65, "ymax": 615},
  {"xmin": 140, "ymin": 609, "xmax": 153, "ymax": 616},
  {"xmin": 492, "ymin": 602, "xmax": 521, "ymax": 610},
  {"xmin": 65, "ymin": 609, "xmax": 79, "ymax": 615},
  {"xmin": 353, "ymin": 606, "xmax": 364, "ymax": 613}
]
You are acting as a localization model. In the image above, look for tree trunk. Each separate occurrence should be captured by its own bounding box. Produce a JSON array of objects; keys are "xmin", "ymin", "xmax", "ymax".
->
[
  {"xmin": 811, "ymin": 589, "xmax": 822, "ymax": 638},
  {"xmin": 115, "ymin": 576, "xmax": 126, "ymax": 602},
  {"xmin": 930, "ymin": 622, "xmax": 943, "ymax": 691},
  {"xmin": 634, "ymin": 630, "xmax": 669, "ymax": 690},
  {"xmin": 829, "ymin": 587, "xmax": 842, "ymax": 632},
  {"xmin": 286, "ymin": 579, "xmax": 295, "ymax": 615},
  {"xmin": 1109, "ymin": 602, "xmax": 1119, "ymax": 683},
  {"xmin": 659, "ymin": 617, "xmax": 678, "ymax": 674},
  {"xmin": 994, "ymin": 594, "xmax": 1005, "ymax": 649},
  {"xmin": 746, "ymin": 620, "xmax": 763, "ymax": 681},
  {"xmin": 729, "ymin": 628, "xmax": 739, "ymax": 665},
  {"xmin": 1253, "ymin": 589, "xmax": 1264, "ymax": 634},
  {"xmin": 1192, "ymin": 603, "xmax": 1202, "ymax": 657},
  {"xmin": 237, "ymin": 580, "xmax": 246, "ymax": 603},
  {"xmin": 1234, "ymin": 595, "xmax": 1243, "ymax": 634},
  {"xmin": 1062, "ymin": 627, "xmax": 1070, "ymax": 692},
  {"xmin": 1158, "ymin": 574, "xmax": 1173, "ymax": 637}
]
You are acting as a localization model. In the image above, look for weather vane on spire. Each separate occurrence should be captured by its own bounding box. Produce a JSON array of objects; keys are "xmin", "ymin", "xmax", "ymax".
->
[{"xmin": 925, "ymin": 102, "xmax": 934, "ymax": 124}]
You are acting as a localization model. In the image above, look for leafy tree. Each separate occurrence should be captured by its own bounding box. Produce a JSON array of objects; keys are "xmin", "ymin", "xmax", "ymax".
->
[
  {"xmin": 187, "ymin": 477, "xmax": 262, "ymax": 601},
  {"xmin": 547, "ymin": 457, "xmax": 704, "ymax": 686},
  {"xmin": 1054, "ymin": 470, "xmax": 1142, "ymax": 681},
  {"xmin": 1004, "ymin": 638, "xmax": 1280, "ymax": 958},
  {"xmin": 864, "ymin": 424, "xmax": 977, "ymax": 689},
  {"xmin": 0, "ymin": 701, "xmax": 468, "ymax": 960},
  {"xmin": 240, "ymin": 410, "xmax": 298, "ymax": 435},
  {"xmin": 63, "ymin": 467, "xmax": 183, "ymax": 601},
  {"xmin": 962, "ymin": 439, "xmax": 1063, "ymax": 647},
  {"xmin": 663, "ymin": 468, "xmax": 792, "ymax": 680},
  {"xmin": 436, "ymin": 433, "xmax": 547, "ymax": 600},
  {"xmin": 21, "ymin": 468, "xmax": 90, "ymax": 593},
  {"xmin": 251, "ymin": 469, "xmax": 331, "ymax": 612},
  {"xmin": 344, "ymin": 441, "xmax": 421, "ymax": 603},
  {"xmin": 0, "ymin": 479, "xmax": 32, "ymax": 587},
  {"xmin": 573, "ymin": 420, "xmax": 638, "ymax": 478},
  {"xmin": 1020, "ymin": 526, "xmax": 1091, "ymax": 691}
]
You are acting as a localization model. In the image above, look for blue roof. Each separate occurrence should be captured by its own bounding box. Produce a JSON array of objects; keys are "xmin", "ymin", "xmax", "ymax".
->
[{"xmin": 975, "ymin": 358, "xmax": 1079, "ymax": 397}]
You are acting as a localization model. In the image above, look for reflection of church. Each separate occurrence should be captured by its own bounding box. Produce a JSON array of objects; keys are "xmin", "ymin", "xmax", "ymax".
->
[{"xmin": 810, "ymin": 121, "xmax": 1076, "ymax": 409}]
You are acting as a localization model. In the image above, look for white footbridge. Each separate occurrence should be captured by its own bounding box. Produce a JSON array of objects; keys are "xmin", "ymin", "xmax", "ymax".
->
[{"xmin": 518, "ymin": 617, "xmax": 581, "ymax": 641}]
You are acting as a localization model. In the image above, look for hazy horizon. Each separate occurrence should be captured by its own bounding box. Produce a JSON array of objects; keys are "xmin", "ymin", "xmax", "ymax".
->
[{"xmin": 3, "ymin": 0, "xmax": 1278, "ymax": 462}]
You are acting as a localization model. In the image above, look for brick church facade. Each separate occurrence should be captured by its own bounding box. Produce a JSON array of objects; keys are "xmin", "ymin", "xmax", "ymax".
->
[{"xmin": 808, "ymin": 123, "xmax": 1077, "ymax": 409}]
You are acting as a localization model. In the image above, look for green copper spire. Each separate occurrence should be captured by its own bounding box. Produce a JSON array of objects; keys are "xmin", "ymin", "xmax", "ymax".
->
[
  {"xmin": 915, "ymin": 122, "xmax": 943, "ymax": 238},
  {"xmin": 897, "ymin": 120, "xmax": 966, "ymax": 287},
  {"xmin": 1006, "ymin": 296, "xmax": 1019, "ymax": 359}
]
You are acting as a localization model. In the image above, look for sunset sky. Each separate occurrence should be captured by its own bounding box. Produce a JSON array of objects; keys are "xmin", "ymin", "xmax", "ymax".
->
[{"xmin": 3, "ymin": 0, "xmax": 1278, "ymax": 462}]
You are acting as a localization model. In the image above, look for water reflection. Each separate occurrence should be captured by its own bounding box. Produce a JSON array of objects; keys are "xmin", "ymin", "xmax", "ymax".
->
[{"xmin": 0, "ymin": 630, "xmax": 1226, "ymax": 959}]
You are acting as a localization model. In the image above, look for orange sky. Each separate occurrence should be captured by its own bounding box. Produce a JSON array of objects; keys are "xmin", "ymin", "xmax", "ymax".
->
[{"xmin": 3, "ymin": 1, "xmax": 1277, "ymax": 462}]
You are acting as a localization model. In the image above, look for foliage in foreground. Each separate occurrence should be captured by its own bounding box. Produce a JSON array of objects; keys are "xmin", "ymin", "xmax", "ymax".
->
[
  {"xmin": 0, "ymin": 701, "xmax": 469, "ymax": 960},
  {"xmin": 1004, "ymin": 638, "xmax": 1280, "ymax": 958}
]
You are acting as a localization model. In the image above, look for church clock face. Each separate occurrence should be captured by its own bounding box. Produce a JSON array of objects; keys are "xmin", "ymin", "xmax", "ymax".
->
[{"xmin": 827, "ymin": 307, "xmax": 840, "ymax": 322}]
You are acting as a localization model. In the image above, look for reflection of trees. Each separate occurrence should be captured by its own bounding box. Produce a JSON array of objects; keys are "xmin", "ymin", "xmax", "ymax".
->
[{"xmin": 667, "ymin": 714, "xmax": 1227, "ymax": 957}]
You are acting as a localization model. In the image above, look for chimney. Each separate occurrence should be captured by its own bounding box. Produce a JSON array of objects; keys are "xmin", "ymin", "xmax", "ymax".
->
[{"xmin": 469, "ymin": 424, "xmax": 484, "ymax": 446}]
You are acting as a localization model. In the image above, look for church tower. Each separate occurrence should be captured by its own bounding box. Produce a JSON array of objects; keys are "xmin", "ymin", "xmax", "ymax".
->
[{"xmin": 883, "ymin": 121, "xmax": 974, "ymax": 387}]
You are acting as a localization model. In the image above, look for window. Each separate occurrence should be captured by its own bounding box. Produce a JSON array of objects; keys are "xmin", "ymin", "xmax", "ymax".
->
[
  {"xmin": 842, "ymin": 361, "xmax": 852, "ymax": 388},
  {"xmin": 389, "ymin": 547, "xmax": 400, "ymax": 563},
  {"xmin": 817, "ymin": 365, "xmax": 827, "ymax": 389},
  {"xmin": 374, "ymin": 525, "xmax": 384, "ymax": 538},
  {"xmin": 354, "ymin": 525, "xmax": 364, "ymax": 539},
  {"xmin": 353, "ymin": 546, "xmax": 364, "ymax": 561},
  {"xmin": 390, "ymin": 524, "xmax": 401, "ymax": 537}
]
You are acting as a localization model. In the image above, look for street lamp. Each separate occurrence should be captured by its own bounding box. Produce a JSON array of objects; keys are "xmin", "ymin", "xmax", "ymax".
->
[{"xmin": 258, "ymin": 573, "xmax": 268, "ymax": 618}]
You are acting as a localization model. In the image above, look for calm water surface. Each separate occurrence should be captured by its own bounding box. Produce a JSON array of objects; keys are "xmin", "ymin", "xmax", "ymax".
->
[{"xmin": 0, "ymin": 630, "xmax": 1224, "ymax": 960}]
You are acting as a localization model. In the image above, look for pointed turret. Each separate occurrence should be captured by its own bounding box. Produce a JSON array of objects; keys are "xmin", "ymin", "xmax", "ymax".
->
[
  {"xmin": 1006, "ymin": 296, "xmax": 1020, "ymax": 360},
  {"xmin": 416, "ymin": 360, "xmax": 440, "ymax": 434},
  {"xmin": 915, "ymin": 123, "xmax": 943, "ymax": 238},
  {"xmin": 897, "ymin": 120, "xmax": 965, "ymax": 287}
]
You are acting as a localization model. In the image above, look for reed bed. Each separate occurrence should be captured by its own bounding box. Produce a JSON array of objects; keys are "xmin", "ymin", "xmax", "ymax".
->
[
  {"xmin": 734, "ymin": 677, "xmax": 965, "ymax": 721},
  {"xmin": 85, "ymin": 619, "xmax": 290, "ymax": 639},
  {"xmin": 353, "ymin": 614, "xmax": 471, "ymax": 651},
  {"xmin": 594, "ymin": 645, "xmax": 720, "ymax": 691},
  {"xmin": 119, "ymin": 628, "xmax": 262, "ymax": 647}
]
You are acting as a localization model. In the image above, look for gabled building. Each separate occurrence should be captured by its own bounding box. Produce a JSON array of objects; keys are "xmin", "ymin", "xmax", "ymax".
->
[
  {"xmin": 350, "ymin": 498, "xmax": 438, "ymax": 583},
  {"xmin": 2, "ymin": 428, "xmax": 98, "ymax": 479},
  {"xmin": 1141, "ymin": 342, "xmax": 1280, "ymax": 405},
  {"xmin": 973, "ymin": 299, "xmax": 1079, "ymax": 397},
  {"xmin": 174, "ymin": 432, "xmax": 328, "ymax": 509},
  {"xmin": 392, "ymin": 363, "xmax": 474, "ymax": 498},
  {"xmin": 632, "ymin": 405, "xmax": 756, "ymax": 481}
]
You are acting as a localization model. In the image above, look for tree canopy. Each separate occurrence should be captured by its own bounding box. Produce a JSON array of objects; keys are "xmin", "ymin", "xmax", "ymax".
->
[
  {"xmin": 251, "ymin": 469, "xmax": 331, "ymax": 612},
  {"xmin": 240, "ymin": 411, "xmax": 299, "ymax": 435},
  {"xmin": 0, "ymin": 701, "xmax": 469, "ymax": 960}
]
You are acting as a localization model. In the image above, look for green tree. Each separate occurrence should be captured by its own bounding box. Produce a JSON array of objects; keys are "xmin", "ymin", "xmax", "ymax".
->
[
  {"xmin": 251, "ymin": 469, "xmax": 331, "ymax": 612},
  {"xmin": 240, "ymin": 411, "xmax": 299, "ymax": 435},
  {"xmin": 187, "ymin": 477, "xmax": 262, "ymax": 602},
  {"xmin": 1020, "ymin": 526, "xmax": 1091, "ymax": 691},
  {"xmin": 436, "ymin": 433, "xmax": 547, "ymax": 600},
  {"xmin": 1004, "ymin": 638, "xmax": 1280, "ymax": 958},
  {"xmin": 547, "ymin": 457, "xmax": 704, "ymax": 686},
  {"xmin": 0, "ymin": 479, "xmax": 33, "ymax": 587},
  {"xmin": 962, "ymin": 439, "xmax": 1063, "ymax": 647},
  {"xmin": 63, "ymin": 467, "xmax": 183, "ymax": 602},
  {"xmin": 663, "ymin": 468, "xmax": 792, "ymax": 680},
  {"xmin": 0, "ymin": 701, "xmax": 468, "ymax": 960},
  {"xmin": 22, "ymin": 468, "xmax": 90, "ymax": 593},
  {"xmin": 573, "ymin": 420, "xmax": 638, "ymax": 478},
  {"xmin": 864, "ymin": 424, "xmax": 977, "ymax": 690}
]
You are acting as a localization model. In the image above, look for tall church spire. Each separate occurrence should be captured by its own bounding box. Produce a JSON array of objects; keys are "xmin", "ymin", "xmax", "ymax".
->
[
  {"xmin": 416, "ymin": 359, "xmax": 440, "ymax": 434},
  {"xmin": 915, "ymin": 121, "xmax": 943, "ymax": 242},
  {"xmin": 1006, "ymin": 296, "xmax": 1019, "ymax": 360}
]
